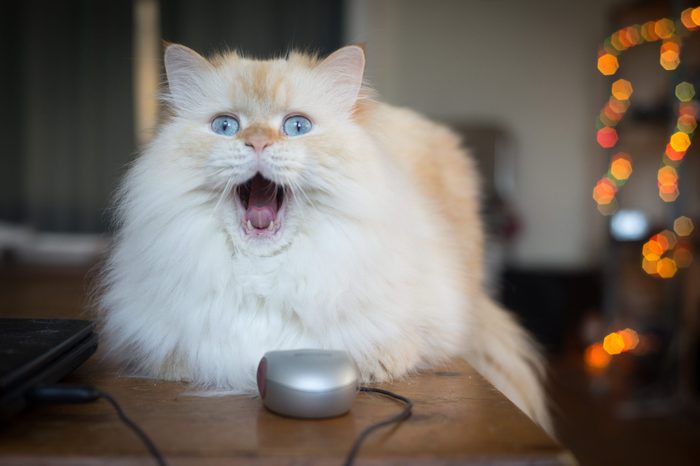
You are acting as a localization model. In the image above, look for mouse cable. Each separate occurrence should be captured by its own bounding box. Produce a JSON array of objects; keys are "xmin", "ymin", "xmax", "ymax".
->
[
  {"xmin": 343, "ymin": 386, "xmax": 413, "ymax": 466},
  {"xmin": 27, "ymin": 384, "xmax": 167, "ymax": 466}
]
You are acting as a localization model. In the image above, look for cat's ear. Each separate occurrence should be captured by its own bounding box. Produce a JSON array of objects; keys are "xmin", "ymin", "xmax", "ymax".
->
[
  {"xmin": 315, "ymin": 46, "xmax": 365, "ymax": 113},
  {"xmin": 163, "ymin": 44, "xmax": 214, "ymax": 110}
]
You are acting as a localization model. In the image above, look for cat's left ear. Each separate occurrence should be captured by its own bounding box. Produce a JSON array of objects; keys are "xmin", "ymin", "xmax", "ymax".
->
[
  {"xmin": 315, "ymin": 46, "xmax": 365, "ymax": 113},
  {"xmin": 163, "ymin": 44, "xmax": 214, "ymax": 111}
]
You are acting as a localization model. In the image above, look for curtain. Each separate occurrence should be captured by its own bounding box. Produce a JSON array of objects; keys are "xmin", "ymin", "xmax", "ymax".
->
[{"xmin": 0, "ymin": 0, "xmax": 343, "ymax": 233}]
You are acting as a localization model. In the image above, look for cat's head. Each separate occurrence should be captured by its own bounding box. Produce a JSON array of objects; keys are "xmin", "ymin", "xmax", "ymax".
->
[{"xmin": 160, "ymin": 44, "xmax": 369, "ymax": 256}]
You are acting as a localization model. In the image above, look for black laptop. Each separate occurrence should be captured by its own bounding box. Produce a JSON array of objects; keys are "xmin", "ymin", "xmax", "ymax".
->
[{"xmin": 0, "ymin": 318, "xmax": 98, "ymax": 419}]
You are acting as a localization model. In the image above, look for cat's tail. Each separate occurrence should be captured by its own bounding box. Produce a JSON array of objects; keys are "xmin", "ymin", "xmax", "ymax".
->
[{"xmin": 466, "ymin": 295, "xmax": 554, "ymax": 436}]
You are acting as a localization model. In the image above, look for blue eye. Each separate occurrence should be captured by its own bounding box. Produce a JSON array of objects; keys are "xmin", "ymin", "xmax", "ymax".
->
[
  {"xmin": 283, "ymin": 115, "xmax": 312, "ymax": 137},
  {"xmin": 211, "ymin": 115, "xmax": 240, "ymax": 136}
]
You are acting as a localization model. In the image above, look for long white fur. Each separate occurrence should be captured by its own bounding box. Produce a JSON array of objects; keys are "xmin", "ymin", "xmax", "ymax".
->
[{"xmin": 98, "ymin": 45, "xmax": 552, "ymax": 434}]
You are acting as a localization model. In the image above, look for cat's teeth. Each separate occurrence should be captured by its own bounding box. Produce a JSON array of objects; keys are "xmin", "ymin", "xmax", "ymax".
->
[
  {"xmin": 247, "ymin": 220, "xmax": 253, "ymax": 230},
  {"xmin": 267, "ymin": 221, "xmax": 275, "ymax": 231}
]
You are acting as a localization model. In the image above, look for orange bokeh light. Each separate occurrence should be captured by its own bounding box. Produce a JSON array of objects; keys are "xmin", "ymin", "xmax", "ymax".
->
[
  {"xmin": 624, "ymin": 26, "xmax": 641, "ymax": 46},
  {"xmin": 598, "ymin": 53, "xmax": 619, "ymax": 75},
  {"xmin": 654, "ymin": 18, "xmax": 676, "ymax": 39},
  {"xmin": 651, "ymin": 233, "xmax": 670, "ymax": 252},
  {"xmin": 643, "ymin": 239, "xmax": 664, "ymax": 261},
  {"xmin": 656, "ymin": 257, "xmax": 677, "ymax": 278},
  {"xmin": 611, "ymin": 79, "xmax": 633, "ymax": 101},
  {"xmin": 657, "ymin": 165, "xmax": 678, "ymax": 185},
  {"xmin": 670, "ymin": 132, "xmax": 691, "ymax": 152},
  {"xmin": 618, "ymin": 328, "xmax": 640, "ymax": 352},
  {"xmin": 659, "ymin": 183, "xmax": 679, "ymax": 195},
  {"xmin": 692, "ymin": 7, "xmax": 700, "ymax": 26},
  {"xmin": 659, "ymin": 188, "xmax": 680, "ymax": 203},
  {"xmin": 593, "ymin": 177, "xmax": 617, "ymax": 205},
  {"xmin": 642, "ymin": 257, "xmax": 659, "ymax": 275},
  {"xmin": 641, "ymin": 21, "xmax": 660, "ymax": 41},
  {"xmin": 610, "ymin": 33, "xmax": 626, "ymax": 51},
  {"xmin": 585, "ymin": 343, "xmax": 611, "ymax": 370},
  {"xmin": 660, "ymin": 41, "xmax": 680, "ymax": 54},
  {"xmin": 681, "ymin": 8, "xmax": 699, "ymax": 29},
  {"xmin": 657, "ymin": 166, "xmax": 678, "ymax": 200},
  {"xmin": 603, "ymin": 332, "xmax": 625, "ymax": 355},
  {"xmin": 610, "ymin": 154, "xmax": 632, "ymax": 181},
  {"xmin": 660, "ymin": 50, "xmax": 680, "ymax": 70}
]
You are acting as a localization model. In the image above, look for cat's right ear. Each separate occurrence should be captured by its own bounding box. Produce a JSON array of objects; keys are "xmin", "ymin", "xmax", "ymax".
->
[
  {"xmin": 163, "ymin": 44, "xmax": 214, "ymax": 111},
  {"xmin": 315, "ymin": 45, "xmax": 366, "ymax": 113}
]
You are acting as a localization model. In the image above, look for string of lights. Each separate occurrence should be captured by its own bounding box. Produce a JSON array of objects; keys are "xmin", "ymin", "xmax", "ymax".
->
[
  {"xmin": 584, "ymin": 7, "xmax": 699, "ymax": 371},
  {"xmin": 592, "ymin": 7, "xmax": 698, "ymax": 278}
]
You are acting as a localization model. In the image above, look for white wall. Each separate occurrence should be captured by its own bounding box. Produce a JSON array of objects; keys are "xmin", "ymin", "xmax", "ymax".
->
[{"xmin": 346, "ymin": 0, "xmax": 624, "ymax": 268}]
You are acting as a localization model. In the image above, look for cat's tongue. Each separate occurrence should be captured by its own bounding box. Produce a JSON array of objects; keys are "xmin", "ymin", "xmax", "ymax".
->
[{"xmin": 245, "ymin": 174, "xmax": 278, "ymax": 229}]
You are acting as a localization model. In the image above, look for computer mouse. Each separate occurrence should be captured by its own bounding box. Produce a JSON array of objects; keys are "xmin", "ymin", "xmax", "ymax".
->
[{"xmin": 257, "ymin": 349, "xmax": 360, "ymax": 418}]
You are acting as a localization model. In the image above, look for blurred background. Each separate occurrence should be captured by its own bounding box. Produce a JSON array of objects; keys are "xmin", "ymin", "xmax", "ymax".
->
[{"xmin": 1, "ymin": 0, "xmax": 699, "ymax": 464}]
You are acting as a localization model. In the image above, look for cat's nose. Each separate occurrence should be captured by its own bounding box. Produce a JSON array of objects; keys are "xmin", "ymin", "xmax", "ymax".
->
[{"xmin": 245, "ymin": 134, "xmax": 272, "ymax": 154}]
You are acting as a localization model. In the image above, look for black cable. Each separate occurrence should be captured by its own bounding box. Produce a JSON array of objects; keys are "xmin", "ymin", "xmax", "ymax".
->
[
  {"xmin": 96, "ymin": 391, "xmax": 167, "ymax": 466},
  {"xmin": 29, "ymin": 383, "xmax": 411, "ymax": 466},
  {"xmin": 343, "ymin": 386, "xmax": 413, "ymax": 466},
  {"xmin": 27, "ymin": 384, "xmax": 167, "ymax": 466}
]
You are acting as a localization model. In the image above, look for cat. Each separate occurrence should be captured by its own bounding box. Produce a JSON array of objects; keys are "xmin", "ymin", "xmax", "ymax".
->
[{"xmin": 97, "ymin": 43, "xmax": 552, "ymax": 433}]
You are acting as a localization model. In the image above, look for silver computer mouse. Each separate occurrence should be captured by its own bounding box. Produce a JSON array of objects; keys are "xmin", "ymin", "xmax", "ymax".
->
[{"xmin": 257, "ymin": 349, "xmax": 360, "ymax": 418}]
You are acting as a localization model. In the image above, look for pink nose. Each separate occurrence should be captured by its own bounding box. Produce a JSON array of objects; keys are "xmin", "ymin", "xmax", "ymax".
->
[{"xmin": 245, "ymin": 134, "xmax": 272, "ymax": 153}]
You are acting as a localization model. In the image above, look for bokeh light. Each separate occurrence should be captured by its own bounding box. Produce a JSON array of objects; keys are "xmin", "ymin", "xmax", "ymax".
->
[
  {"xmin": 598, "ymin": 53, "xmax": 619, "ymax": 75},
  {"xmin": 584, "ymin": 343, "xmax": 611, "ymax": 370},
  {"xmin": 669, "ymin": 131, "xmax": 691, "ymax": 152},
  {"xmin": 593, "ymin": 176, "xmax": 617, "ymax": 205},
  {"xmin": 656, "ymin": 257, "xmax": 677, "ymax": 278},
  {"xmin": 609, "ymin": 153, "xmax": 632, "ymax": 181},
  {"xmin": 664, "ymin": 143, "xmax": 686, "ymax": 162},
  {"xmin": 675, "ymin": 82, "xmax": 696, "ymax": 102},
  {"xmin": 603, "ymin": 332, "xmax": 625, "ymax": 355},
  {"xmin": 658, "ymin": 230, "xmax": 678, "ymax": 250},
  {"xmin": 611, "ymin": 79, "xmax": 633, "ymax": 100},
  {"xmin": 642, "ymin": 257, "xmax": 659, "ymax": 275},
  {"xmin": 595, "ymin": 8, "xmax": 699, "ymax": 243},
  {"xmin": 660, "ymin": 49, "xmax": 680, "ymax": 70},
  {"xmin": 608, "ymin": 96, "xmax": 630, "ymax": 114},
  {"xmin": 673, "ymin": 216, "xmax": 695, "ymax": 236},
  {"xmin": 611, "ymin": 32, "xmax": 627, "ymax": 52},
  {"xmin": 618, "ymin": 328, "xmax": 640, "ymax": 351},
  {"xmin": 659, "ymin": 188, "xmax": 680, "ymax": 203},
  {"xmin": 677, "ymin": 114, "xmax": 697, "ymax": 134},
  {"xmin": 679, "ymin": 101, "xmax": 698, "ymax": 117},
  {"xmin": 641, "ymin": 21, "xmax": 660, "ymax": 41},
  {"xmin": 597, "ymin": 199, "xmax": 619, "ymax": 216},
  {"xmin": 643, "ymin": 237, "xmax": 665, "ymax": 261},
  {"xmin": 681, "ymin": 8, "xmax": 699, "ymax": 30},
  {"xmin": 674, "ymin": 246, "xmax": 694, "ymax": 268},
  {"xmin": 657, "ymin": 165, "xmax": 678, "ymax": 196},
  {"xmin": 654, "ymin": 18, "xmax": 676, "ymax": 39},
  {"xmin": 597, "ymin": 127, "xmax": 618, "ymax": 148}
]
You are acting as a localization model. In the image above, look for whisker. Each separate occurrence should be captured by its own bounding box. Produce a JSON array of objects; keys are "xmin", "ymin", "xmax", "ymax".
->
[{"xmin": 212, "ymin": 176, "xmax": 234, "ymax": 213}]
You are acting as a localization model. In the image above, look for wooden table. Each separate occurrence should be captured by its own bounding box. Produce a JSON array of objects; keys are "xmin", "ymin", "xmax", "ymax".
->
[{"xmin": 0, "ymin": 264, "xmax": 575, "ymax": 465}]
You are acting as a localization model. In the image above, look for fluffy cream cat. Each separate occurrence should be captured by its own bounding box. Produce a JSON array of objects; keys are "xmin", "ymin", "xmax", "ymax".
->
[{"xmin": 98, "ymin": 44, "xmax": 551, "ymax": 432}]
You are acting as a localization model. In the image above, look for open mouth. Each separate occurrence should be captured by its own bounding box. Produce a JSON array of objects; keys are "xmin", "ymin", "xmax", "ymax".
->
[{"xmin": 236, "ymin": 173, "xmax": 286, "ymax": 236}]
